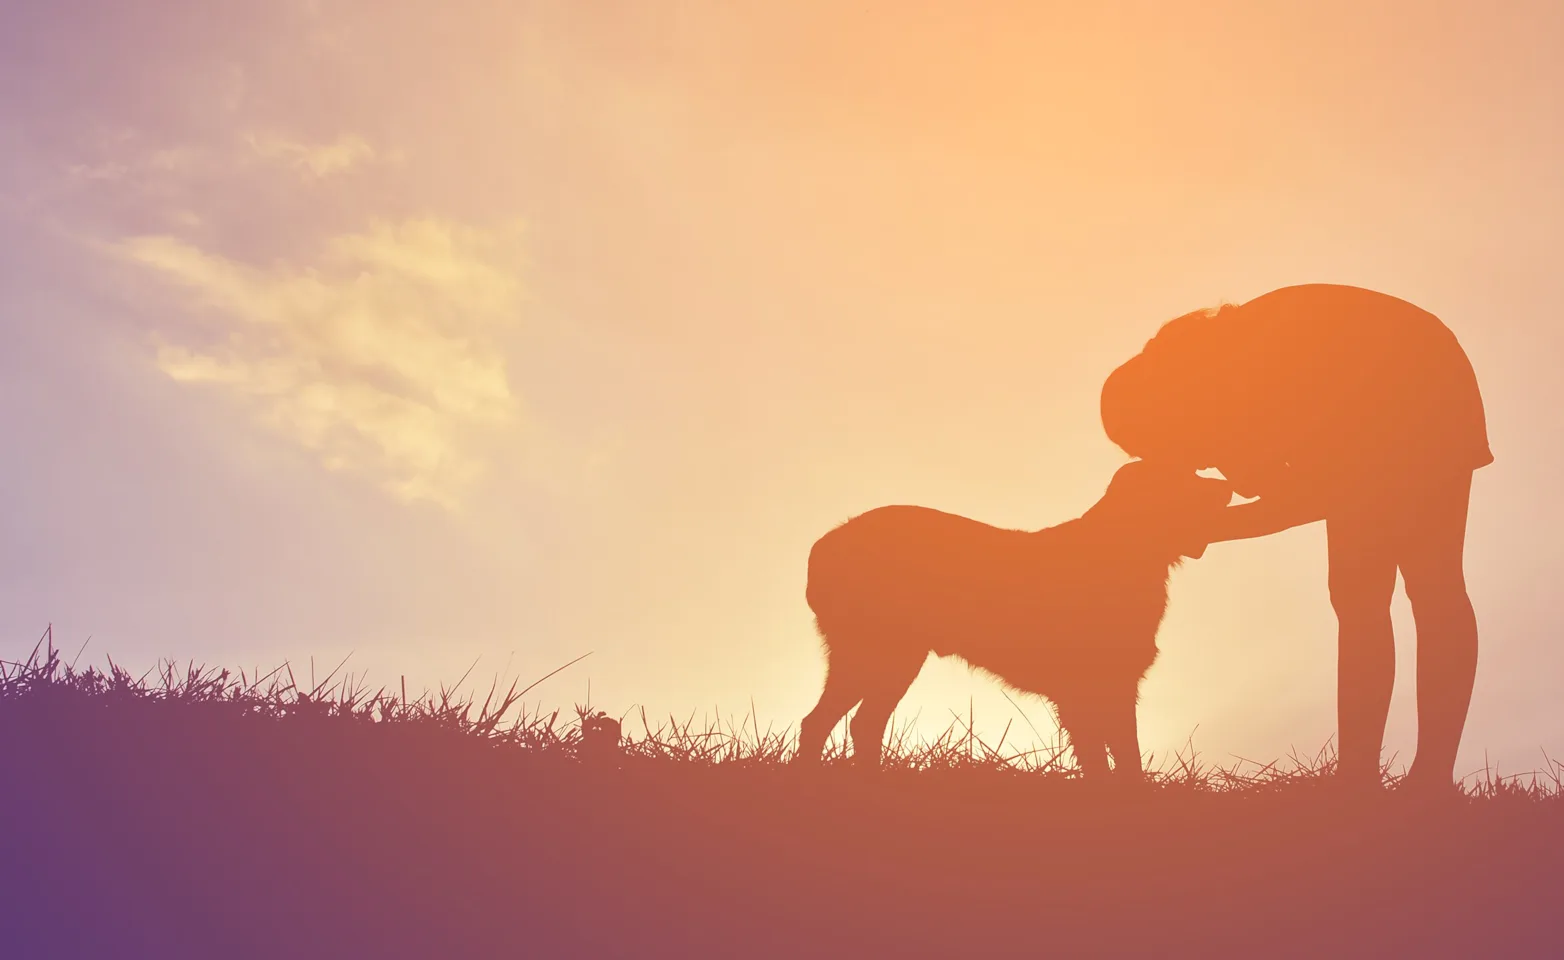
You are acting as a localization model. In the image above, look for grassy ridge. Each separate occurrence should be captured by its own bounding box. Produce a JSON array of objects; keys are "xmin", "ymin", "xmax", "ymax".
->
[{"xmin": 2, "ymin": 639, "xmax": 1560, "ymax": 959}]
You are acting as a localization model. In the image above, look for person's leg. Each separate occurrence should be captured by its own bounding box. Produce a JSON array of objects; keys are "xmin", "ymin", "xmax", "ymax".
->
[
  {"xmin": 1326, "ymin": 505, "xmax": 1402, "ymax": 786},
  {"xmin": 1396, "ymin": 471, "xmax": 1478, "ymax": 788}
]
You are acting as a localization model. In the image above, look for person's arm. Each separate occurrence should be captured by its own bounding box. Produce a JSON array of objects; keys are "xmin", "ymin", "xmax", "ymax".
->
[
  {"xmin": 1208, "ymin": 462, "xmax": 1327, "ymax": 543},
  {"xmin": 1210, "ymin": 493, "xmax": 1326, "ymax": 543}
]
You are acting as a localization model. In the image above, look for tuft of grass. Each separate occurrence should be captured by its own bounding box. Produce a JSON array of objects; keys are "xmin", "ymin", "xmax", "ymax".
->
[{"xmin": 3, "ymin": 630, "xmax": 1558, "ymax": 800}]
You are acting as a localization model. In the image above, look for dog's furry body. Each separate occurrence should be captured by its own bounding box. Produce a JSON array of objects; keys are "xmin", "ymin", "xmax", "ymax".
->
[{"xmin": 797, "ymin": 460, "xmax": 1232, "ymax": 777}]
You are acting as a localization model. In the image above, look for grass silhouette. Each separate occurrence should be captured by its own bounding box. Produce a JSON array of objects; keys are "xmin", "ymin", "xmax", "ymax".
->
[{"xmin": 3, "ymin": 632, "xmax": 1559, "ymax": 959}]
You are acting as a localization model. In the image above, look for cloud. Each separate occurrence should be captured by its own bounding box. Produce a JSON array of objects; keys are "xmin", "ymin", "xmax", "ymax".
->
[
  {"xmin": 114, "ymin": 218, "xmax": 527, "ymax": 508},
  {"xmin": 245, "ymin": 132, "xmax": 377, "ymax": 179},
  {"xmin": 65, "ymin": 161, "xmax": 130, "ymax": 182}
]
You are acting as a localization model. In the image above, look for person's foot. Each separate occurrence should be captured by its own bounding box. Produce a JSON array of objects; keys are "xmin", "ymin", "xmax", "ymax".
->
[
  {"xmin": 1306, "ymin": 770, "xmax": 1386, "ymax": 812},
  {"xmin": 1331, "ymin": 766, "xmax": 1387, "ymax": 794},
  {"xmin": 1392, "ymin": 770, "xmax": 1466, "ymax": 808}
]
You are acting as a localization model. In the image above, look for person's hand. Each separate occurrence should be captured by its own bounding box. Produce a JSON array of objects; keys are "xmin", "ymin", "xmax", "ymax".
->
[{"xmin": 1215, "ymin": 460, "xmax": 1290, "ymax": 500}]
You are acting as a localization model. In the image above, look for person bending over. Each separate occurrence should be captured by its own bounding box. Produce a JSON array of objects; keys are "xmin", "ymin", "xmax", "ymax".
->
[{"xmin": 1100, "ymin": 283, "xmax": 1492, "ymax": 791}]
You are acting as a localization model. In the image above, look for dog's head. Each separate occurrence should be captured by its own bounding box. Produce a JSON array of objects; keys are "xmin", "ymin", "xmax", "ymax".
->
[{"xmin": 1096, "ymin": 459, "xmax": 1234, "ymax": 560}]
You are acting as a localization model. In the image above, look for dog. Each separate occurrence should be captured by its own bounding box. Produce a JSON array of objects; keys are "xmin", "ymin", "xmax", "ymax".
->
[{"xmin": 796, "ymin": 459, "xmax": 1232, "ymax": 778}]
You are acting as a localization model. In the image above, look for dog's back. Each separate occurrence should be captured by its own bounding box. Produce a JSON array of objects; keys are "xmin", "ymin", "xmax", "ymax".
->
[
  {"xmin": 806, "ymin": 501, "xmax": 1165, "ymax": 696},
  {"xmin": 806, "ymin": 506, "xmax": 1071, "ymax": 630}
]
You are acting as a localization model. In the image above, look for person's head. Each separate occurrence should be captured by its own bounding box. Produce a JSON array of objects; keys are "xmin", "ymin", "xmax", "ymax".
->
[{"xmin": 1100, "ymin": 304, "xmax": 1237, "ymax": 469}]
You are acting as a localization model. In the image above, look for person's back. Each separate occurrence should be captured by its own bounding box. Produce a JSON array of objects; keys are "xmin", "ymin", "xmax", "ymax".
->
[{"xmin": 1110, "ymin": 283, "xmax": 1492, "ymax": 501}]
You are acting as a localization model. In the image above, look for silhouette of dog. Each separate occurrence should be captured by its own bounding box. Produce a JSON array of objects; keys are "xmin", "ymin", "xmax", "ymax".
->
[{"xmin": 797, "ymin": 459, "xmax": 1232, "ymax": 777}]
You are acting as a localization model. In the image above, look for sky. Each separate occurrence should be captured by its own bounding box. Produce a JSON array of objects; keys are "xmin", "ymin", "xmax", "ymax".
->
[{"xmin": 3, "ymin": 0, "xmax": 1562, "ymax": 777}]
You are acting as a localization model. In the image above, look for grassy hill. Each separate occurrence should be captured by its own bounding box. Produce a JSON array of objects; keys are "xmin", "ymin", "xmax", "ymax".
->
[{"xmin": 3, "ymin": 640, "xmax": 1559, "ymax": 959}]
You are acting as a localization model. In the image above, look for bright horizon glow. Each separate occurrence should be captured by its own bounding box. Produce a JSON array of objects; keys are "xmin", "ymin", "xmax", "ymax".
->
[{"xmin": 3, "ymin": 1, "xmax": 1562, "ymax": 777}]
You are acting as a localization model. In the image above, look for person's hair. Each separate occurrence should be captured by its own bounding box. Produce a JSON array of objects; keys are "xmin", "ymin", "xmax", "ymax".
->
[
  {"xmin": 1144, "ymin": 302, "xmax": 1239, "ymax": 358},
  {"xmin": 1101, "ymin": 301, "xmax": 1239, "ymax": 464}
]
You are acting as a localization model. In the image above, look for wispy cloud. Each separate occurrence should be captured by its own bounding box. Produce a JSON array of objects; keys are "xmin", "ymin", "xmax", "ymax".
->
[
  {"xmin": 114, "ymin": 218, "xmax": 527, "ymax": 508},
  {"xmin": 245, "ymin": 132, "xmax": 378, "ymax": 179},
  {"xmin": 65, "ymin": 161, "xmax": 130, "ymax": 182}
]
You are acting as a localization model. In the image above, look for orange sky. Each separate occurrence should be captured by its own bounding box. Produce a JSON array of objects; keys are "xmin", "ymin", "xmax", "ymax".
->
[{"xmin": 2, "ymin": 0, "xmax": 1561, "ymax": 776}]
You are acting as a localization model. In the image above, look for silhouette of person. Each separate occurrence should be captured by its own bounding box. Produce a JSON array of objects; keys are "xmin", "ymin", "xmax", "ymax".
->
[{"xmin": 1100, "ymin": 283, "xmax": 1492, "ymax": 791}]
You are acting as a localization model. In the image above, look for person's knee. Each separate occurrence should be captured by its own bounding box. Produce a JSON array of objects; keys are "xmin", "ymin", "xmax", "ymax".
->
[
  {"xmin": 1397, "ymin": 475, "xmax": 1474, "ymax": 610},
  {"xmin": 1328, "ymin": 568, "xmax": 1395, "ymax": 623},
  {"xmin": 1401, "ymin": 562, "xmax": 1470, "ymax": 611}
]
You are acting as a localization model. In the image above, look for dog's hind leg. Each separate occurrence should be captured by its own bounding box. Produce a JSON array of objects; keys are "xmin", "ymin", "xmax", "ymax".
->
[
  {"xmin": 797, "ymin": 641, "xmax": 867, "ymax": 764},
  {"xmin": 846, "ymin": 650, "xmax": 926, "ymax": 770}
]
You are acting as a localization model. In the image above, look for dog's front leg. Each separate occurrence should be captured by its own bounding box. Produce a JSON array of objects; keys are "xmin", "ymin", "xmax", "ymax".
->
[{"xmin": 1104, "ymin": 699, "xmax": 1145, "ymax": 780}]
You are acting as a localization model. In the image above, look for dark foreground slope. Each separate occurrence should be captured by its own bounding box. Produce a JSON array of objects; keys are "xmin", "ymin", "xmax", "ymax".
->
[{"xmin": 2, "ymin": 654, "xmax": 1559, "ymax": 960}]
